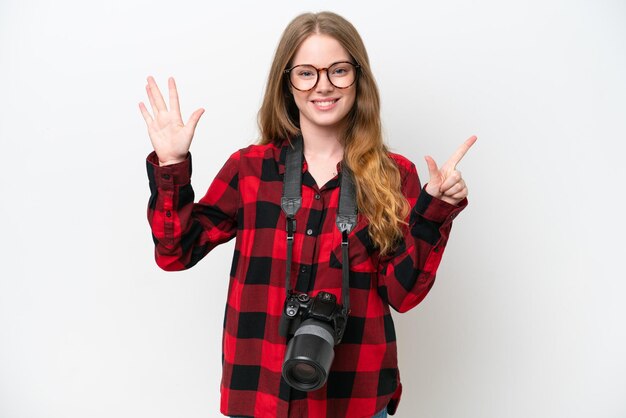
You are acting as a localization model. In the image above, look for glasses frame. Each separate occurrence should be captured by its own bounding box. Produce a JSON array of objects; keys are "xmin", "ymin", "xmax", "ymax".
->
[{"xmin": 284, "ymin": 61, "xmax": 361, "ymax": 92}]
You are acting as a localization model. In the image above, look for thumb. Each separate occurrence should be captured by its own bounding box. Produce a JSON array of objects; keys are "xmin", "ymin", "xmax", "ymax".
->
[
  {"xmin": 424, "ymin": 155, "xmax": 439, "ymax": 181},
  {"xmin": 186, "ymin": 108, "xmax": 205, "ymax": 131}
]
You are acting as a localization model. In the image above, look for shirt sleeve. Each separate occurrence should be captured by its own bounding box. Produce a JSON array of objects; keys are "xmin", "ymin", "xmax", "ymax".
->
[
  {"xmin": 146, "ymin": 150, "xmax": 240, "ymax": 271},
  {"xmin": 377, "ymin": 161, "xmax": 467, "ymax": 313}
]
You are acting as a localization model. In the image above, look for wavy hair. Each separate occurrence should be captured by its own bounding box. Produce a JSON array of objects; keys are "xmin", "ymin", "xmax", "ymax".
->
[{"xmin": 258, "ymin": 11, "xmax": 409, "ymax": 255}]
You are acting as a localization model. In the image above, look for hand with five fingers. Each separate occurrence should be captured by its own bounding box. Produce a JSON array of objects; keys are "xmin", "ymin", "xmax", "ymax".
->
[
  {"xmin": 138, "ymin": 76, "xmax": 205, "ymax": 166},
  {"xmin": 424, "ymin": 135, "xmax": 477, "ymax": 206}
]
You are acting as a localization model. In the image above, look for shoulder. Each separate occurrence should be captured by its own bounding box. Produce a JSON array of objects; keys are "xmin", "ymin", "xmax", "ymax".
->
[
  {"xmin": 222, "ymin": 141, "xmax": 285, "ymax": 180},
  {"xmin": 218, "ymin": 142, "xmax": 281, "ymax": 167},
  {"xmin": 231, "ymin": 142, "xmax": 282, "ymax": 161},
  {"xmin": 387, "ymin": 151, "xmax": 422, "ymax": 194},
  {"xmin": 388, "ymin": 151, "xmax": 418, "ymax": 177}
]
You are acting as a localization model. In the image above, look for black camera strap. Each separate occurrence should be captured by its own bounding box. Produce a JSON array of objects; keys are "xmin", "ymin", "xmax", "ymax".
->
[
  {"xmin": 281, "ymin": 135, "xmax": 357, "ymax": 316},
  {"xmin": 281, "ymin": 136, "xmax": 303, "ymax": 298},
  {"xmin": 336, "ymin": 163, "xmax": 357, "ymax": 316}
]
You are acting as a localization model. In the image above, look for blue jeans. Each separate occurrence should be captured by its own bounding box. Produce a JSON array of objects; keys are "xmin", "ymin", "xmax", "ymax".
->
[{"xmin": 231, "ymin": 409, "xmax": 387, "ymax": 418}]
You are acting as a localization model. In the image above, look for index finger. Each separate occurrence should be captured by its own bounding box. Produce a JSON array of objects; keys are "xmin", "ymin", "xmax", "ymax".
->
[
  {"xmin": 146, "ymin": 75, "xmax": 168, "ymax": 112},
  {"xmin": 447, "ymin": 135, "xmax": 477, "ymax": 168}
]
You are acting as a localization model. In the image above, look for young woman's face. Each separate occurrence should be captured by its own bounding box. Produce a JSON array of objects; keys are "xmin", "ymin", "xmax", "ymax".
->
[{"xmin": 288, "ymin": 34, "xmax": 357, "ymax": 135}]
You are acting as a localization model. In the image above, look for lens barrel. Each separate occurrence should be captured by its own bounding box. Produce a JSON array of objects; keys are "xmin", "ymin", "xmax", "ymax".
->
[{"xmin": 282, "ymin": 318, "xmax": 336, "ymax": 391}]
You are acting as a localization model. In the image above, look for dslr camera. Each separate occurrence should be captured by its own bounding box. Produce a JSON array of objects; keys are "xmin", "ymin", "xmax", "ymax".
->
[{"xmin": 279, "ymin": 291, "xmax": 348, "ymax": 391}]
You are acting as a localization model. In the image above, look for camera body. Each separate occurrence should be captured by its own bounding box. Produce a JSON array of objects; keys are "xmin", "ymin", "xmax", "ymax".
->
[
  {"xmin": 279, "ymin": 291, "xmax": 348, "ymax": 391},
  {"xmin": 279, "ymin": 291, "xmax": 347, "ymax": 342}
]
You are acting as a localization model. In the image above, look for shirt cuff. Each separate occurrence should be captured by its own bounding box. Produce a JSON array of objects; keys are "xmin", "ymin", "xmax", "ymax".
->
[
  {"xmin": 146, "ymin": 151, "xmax": 192, "ymax": 189},
  {"xmin": 414, "ymin": 184, "xmax": 467, "ymax": 223}
]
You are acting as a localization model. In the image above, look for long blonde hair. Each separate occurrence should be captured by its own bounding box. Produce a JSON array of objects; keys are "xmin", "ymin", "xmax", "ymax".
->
[{"xmin": 258, "ymin": 11, "xmax": 409, "ymax": 255}]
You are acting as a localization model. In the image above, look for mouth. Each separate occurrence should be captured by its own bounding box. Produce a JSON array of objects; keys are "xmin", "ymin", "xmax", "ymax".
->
[{"xmin": 311, "ymin": 98, "xmax": 339, "ymax": 110}]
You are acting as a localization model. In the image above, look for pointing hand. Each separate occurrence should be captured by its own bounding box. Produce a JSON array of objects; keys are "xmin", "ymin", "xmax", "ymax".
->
[{"xmin": 424, "ymin": 135, "xmax": 477, "ymax": 205}]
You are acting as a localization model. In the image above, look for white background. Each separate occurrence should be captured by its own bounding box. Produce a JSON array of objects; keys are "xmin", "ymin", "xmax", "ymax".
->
[{"xmin": 1, "ymin": 0, "xmax": 625, "ymax": 417}]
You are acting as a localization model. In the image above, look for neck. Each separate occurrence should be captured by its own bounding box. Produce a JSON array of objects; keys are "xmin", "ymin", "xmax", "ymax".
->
[{"xmin": 300, "ymin": 120, "xmax": 345, "ymax": 159}]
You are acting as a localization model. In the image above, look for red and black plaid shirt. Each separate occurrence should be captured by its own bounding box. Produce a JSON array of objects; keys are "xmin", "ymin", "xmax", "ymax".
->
[{"xmin": 146, "ymin": 140, "xmax": 466, "ymax": 418}]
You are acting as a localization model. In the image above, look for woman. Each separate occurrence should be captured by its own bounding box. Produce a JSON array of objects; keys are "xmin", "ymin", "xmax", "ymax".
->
[{"xmin": 139, "ymin": 11, "xmax": 475, "ymax": 418}]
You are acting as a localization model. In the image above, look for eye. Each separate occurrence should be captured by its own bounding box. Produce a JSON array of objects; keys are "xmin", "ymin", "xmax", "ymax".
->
[
  {"xmin": 330, "ymin": 64, "xmax": 351, "ymax": 76},
  {"xmin": 295, "ymin": 66, "xmax": 316, "ymax": 79}
]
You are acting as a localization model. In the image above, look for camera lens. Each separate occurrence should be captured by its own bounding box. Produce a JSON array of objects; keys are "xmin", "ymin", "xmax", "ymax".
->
[
  {"xmin": 285, "ymin": 360, "xmax": 322, "ymax": 388},
  {"xmin": 294, "ymin": 363, "xmax": 316, "ymax": 380},
  {"xmin": 292, "ymin": 363, "xmax": 317, "ymax": 383},
  {"xmin": 282, "ymin": 319, "xmax": 336, "ymax": 391}
]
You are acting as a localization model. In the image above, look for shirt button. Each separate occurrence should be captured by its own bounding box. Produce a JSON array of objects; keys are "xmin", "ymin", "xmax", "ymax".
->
[
  {"xmin": 300, "ymin": 266, "xmax": 308, "ymax": 273},
  {"xmin": 306, "ymin": 229, "xmax": 313, "ymax": 236},
  {"xmin": 166, "ymin": 210, "xmax": 172, "ymax": 217},
  {"xmin": 162, "ymin": 174, "xmax": 171, "ymax": 180},
  {"xmin": 314, "ymin": 194, "xmax": 321, "ymax": 200}
]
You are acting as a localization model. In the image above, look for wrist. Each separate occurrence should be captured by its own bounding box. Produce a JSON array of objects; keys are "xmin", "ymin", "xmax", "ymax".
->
[
  {"xmin": 424, "ymin": 183, "xmax": 441, "ymax": 198},
  {"xmin": 158, "ymin": 157, "xmax": 186, "ymax": 167}
]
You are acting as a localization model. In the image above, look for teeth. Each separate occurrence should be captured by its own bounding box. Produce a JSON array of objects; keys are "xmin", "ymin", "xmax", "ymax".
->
[{"xmin": 314, "ymin": 100, "xmax": 337, "ymax": 106}]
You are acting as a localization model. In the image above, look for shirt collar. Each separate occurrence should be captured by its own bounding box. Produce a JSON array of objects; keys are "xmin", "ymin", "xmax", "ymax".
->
[{"xmin": 275, "ymin": 136, "xmax": 343, "ymax": 189}]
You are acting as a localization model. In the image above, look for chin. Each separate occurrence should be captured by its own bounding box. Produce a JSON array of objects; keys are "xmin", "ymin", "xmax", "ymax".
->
[{"xmin": 307, "ymin": 111, "xmax": 351, "ymax": 128}]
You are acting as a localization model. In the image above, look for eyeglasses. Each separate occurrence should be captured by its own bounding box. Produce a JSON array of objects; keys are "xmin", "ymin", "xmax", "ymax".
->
[{"xmin": 284, "ymin": 61, "xmax": 360, "ymax": 92}]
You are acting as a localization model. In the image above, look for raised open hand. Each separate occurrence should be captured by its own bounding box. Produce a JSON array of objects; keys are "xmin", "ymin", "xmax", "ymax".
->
[
  {"xmin": 424, "ymin": 135, "xmax": 477, "ymax": 205},
  {"xmin": 139, "ymin": 76, "xmax": 205, "ymax": 166}
]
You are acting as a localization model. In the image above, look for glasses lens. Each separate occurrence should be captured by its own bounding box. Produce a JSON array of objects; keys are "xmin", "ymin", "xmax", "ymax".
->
[
  {"xmin": 290, "ymin": 65, "xmax": 318, "ymax": 91},
  {"xmin": 328, "ymin": 62, "xmax": 356, "ymax": 88}
]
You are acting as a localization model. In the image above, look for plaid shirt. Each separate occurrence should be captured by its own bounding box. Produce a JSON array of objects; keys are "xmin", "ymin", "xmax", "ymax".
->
[{"xmin": 146, "ymin": 140, "xmax": 466, "ymax": 418}]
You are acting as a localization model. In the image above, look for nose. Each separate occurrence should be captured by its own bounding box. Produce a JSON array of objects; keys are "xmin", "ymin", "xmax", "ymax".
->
[{"xmin": 315, "ymin": 69, "xmax": 334, "ymax": 93}]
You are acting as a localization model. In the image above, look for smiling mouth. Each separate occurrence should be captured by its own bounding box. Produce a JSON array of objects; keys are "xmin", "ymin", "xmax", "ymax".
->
[{"xmin": 312, "ymin": 99, "xmax": 339, "ymax": 109}]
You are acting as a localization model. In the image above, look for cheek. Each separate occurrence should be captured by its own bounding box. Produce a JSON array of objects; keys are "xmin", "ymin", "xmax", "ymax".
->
[
  {"xmin": 343, "ymin": 91, "xmax": 357, "ymax": 112},
  {"xmin": 291, "ymin": 92, "xmax": 308, "ymax": 112}
]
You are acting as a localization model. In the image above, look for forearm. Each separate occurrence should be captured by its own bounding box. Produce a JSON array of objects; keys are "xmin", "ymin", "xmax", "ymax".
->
[
  {"xmin": 378, "ymin": 187, "xmax": 466, "ymax": 312},
  {"xmin": 146, "ymin": 151, "xmax": 238, "ymax": 271}
]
